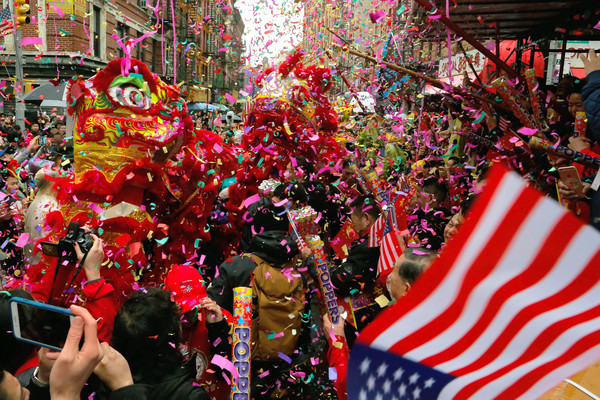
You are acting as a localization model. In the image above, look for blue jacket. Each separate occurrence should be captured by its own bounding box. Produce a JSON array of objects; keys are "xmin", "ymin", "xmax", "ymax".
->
[{"xmin": 583, "ymin": 70, "xmax": 600, "ymax": 142}]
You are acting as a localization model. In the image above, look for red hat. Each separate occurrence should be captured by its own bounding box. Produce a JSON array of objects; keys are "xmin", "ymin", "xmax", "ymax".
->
[{"xmin": 164, "ymin": 264, "xmax": 207, "ymax": 312}]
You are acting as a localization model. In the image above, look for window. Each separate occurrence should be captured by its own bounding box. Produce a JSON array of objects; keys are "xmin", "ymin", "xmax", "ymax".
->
[
  {"xmin": 137, "ymin": 31, "xmax": 144, "ymax": 62},
  {"xmin": 151, "ymin": 39, "xmax": 160, "ymax": 74},
  {"xmin": 117, "ymin": 22, "xmax": 127, "ymax": 58},
  {"xmin": 93, "ymin": 6, "xmax": 101, "ymax": 58}
]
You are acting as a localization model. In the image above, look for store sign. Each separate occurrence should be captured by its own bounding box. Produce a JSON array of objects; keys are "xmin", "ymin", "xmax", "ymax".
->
[
  {"xmin": 48, "ymin": 0, "xmax": 87, "ymax": 17},
  {"xmin": 546, "ymin": 40, "xmax": 600, "ymax": 84},
  {"xmin": 438, "ymin": 49, "xmax": 485, "ymax": 78}
]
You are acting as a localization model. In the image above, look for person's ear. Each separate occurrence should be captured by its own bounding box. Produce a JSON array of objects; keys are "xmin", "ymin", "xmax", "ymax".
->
[
  {"xmin": 401, "ymin": 281, "xmax": 411, "ymax": 296},
  {"xmin": 363, "ymin": 213, "xmax": 371, "ymax": 227}
]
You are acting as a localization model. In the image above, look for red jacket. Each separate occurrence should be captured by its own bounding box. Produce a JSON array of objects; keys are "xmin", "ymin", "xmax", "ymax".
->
[
  {"xmin": 327, "ymin": 335, "xmax": 350, "ymax": 400},
  {"xmin": 81, "ymin": 278, "xmax": 119, "ymax": 344}
]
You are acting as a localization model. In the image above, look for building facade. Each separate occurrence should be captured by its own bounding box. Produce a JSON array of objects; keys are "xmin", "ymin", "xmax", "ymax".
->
[{"xmin": 0, "ymin": 0, "xmax": 244, "ymax": 112}]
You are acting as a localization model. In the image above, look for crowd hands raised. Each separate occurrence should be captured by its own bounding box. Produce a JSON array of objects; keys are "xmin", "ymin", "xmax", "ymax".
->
[{"xmin": 0, "ymin": 49, "xmax": 599, "ymax": 400}]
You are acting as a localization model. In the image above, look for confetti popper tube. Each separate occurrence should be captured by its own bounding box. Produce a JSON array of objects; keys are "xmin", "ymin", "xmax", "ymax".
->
[
  {"xmin": 258, "ymin": 179, "xmax": 280, "ymax": 197},
  {"xmin": 574, "ymin": 112, "xmax": 587, "ymax": 138},
  {"xmin": 360, "ymin": 168, "xmax": 388, "ymax": 204},
  {"xmin": 524, "ymin": 69, "xmax": 549, "ymax": 131},
  {"xmin": 457, "ymin": 131, "xmax": 513, "ymax": 155},
  {"xmin": 492, "ymin": 78, "xmax": 539, "ymax": 130},
  {"xmin": 231, "ymin": 287, "xmax": 252, "ymax": 400},
  {"xmin": 305, "ymin": 234, "xmax": 340, "ymax": 324},
  {"xmin": 287, "ymin": 211, "xmax": 308, "ymax": 251},
  {"xmin": 288, "ymin": 206, "xmax": 319, "ymax": 237},
  {"xmin": 529, "ymin": 136, "xmax": 600, "ymax": 168},
  {"xmin": 355, "ymin": 169, "xmax": 372, "ymax": 195}
]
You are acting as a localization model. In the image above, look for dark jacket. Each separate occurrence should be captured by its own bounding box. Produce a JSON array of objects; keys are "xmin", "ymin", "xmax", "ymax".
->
[
  {"xmin": 102, "ymin": 364, "xmax": 209, "ymax": 400},
  {"xmin": 144, "ymin": 363, "xmax": 209, "ymax": 400},
  {"xmin": 329, "ymin": 235, "xmax": 380, "ymax": 297},
  {"xmin": 83, "ymin": 358, "xmax": 208, "ymax": 400},
  {"xmin": 583, "ymin": 69, "xmax": 600, "ymax": 142},
  {"xmin": 207, "ymin": 230, "xmax": 299, "ymax": 313},
  {"xmin": 582, "ymin": 71, "xmax": 600, "ymax": 231}
]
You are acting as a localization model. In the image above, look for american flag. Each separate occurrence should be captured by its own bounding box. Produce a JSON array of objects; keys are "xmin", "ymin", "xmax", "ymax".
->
[
  {"xmin": 368, "ymin": 212, "xmax": 386, "ymax": 247},
  {"xmin": 349, "ymin": 165, "xmax": 600, "ymax": 400},
  {"xmin": 368, "ymin": 191, "xmax": 392, "ymax": 248},
  {"xmin": 497, "ymin": 115, "xmax": 511, "ymax": 133},
  {"xmin": 0, "ymin": 5, "xmax": 13, "ymax": 36},
  {"xmin": 377, "ymin": 229, "xmax": 405, "ymax": 276}
]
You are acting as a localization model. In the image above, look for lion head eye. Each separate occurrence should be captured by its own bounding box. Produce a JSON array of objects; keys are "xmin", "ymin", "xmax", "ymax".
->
[{"xmin": 109, "ymin": 85, "xmax": 151, "ymax": 110}]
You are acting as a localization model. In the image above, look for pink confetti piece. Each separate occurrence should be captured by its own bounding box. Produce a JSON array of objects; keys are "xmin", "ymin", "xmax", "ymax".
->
[
  {"xmin": 595, "ymin": 21, "xmax": 600, "ymax": 30},
  {"xmin": 225, "ymin": 93, "xmax": 237, "ymax": 104},
  {"xmin": 89, "ymin": 203, "xmax": 104, "ymax": 214},
  {"xmin": 20, "ymin": 37, "xmax": 43, "ymax": 46},
  {"xmin": 16, "ymin": 233, "xmax": 29, "ymax": 248},
  {"xmin": 517, "ymin": 127, "xmax": 539, "ymax": 136},
  {"xmin": 259, "ymin": 370, "xmax": 270, "ymax": 378},
  {"xmin": 211, "ymin": 354, "xmax": 238, "ymax": 380},
  {"xmin": 243, "ymin": 193, "xmax": 261, "ymax": 209}
]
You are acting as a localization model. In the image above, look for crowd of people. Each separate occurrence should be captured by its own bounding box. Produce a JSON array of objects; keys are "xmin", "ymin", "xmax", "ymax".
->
[{"xmin": 0, "ymin": 49, "xmax": 599, "ymax": 400}]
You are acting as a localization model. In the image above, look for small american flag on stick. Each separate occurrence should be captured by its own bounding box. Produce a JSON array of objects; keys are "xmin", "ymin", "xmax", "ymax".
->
[{"xmin": 0, "ymin": 5, "xmax": 14, "ymax": 37}]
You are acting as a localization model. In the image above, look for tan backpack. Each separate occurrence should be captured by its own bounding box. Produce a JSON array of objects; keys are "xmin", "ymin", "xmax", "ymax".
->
[{"xmin": 246, "ymin": 254, "xmax": 305, "ymax": 361}]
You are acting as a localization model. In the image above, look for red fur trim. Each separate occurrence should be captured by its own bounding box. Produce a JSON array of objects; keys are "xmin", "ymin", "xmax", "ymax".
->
[
  {"xmin": 93, "ymin": 59, "xmax": 158, "ymax": 96},
  {"xmin": 278, "ymin": 49, "xmax": 305, "ymax": 78}
]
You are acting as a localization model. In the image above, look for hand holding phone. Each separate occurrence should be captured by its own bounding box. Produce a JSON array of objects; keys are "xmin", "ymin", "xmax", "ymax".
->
[
  {"xmin": 558, "ymin": 166, "xmax": 584, "ymax": 198},
  {"xmin": 47, "ymin": 305, "xmax": 104, "ymax": 400},
  {"xmin": 11, "ymin": 297, "xmax": 74, "ymax": 351},
  {"xmin": 93, "ymin": 342, "xmax": 134, "ymax": 391}
]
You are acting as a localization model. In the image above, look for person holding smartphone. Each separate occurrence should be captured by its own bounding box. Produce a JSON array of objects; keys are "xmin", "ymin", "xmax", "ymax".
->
[
  {"xmin": 46, "ymin": 305, "xmax": 147, "ymax": 400},
  {"xmin": 1, "ymin": 290, "xmax": 54, "ymax": 400},
  {"xmin": 4, "ymin": 299, "xmax": 145, "ymax": 400},
  {"xmin": 73, "ymin": 234, "xmax": 119, "ymax": 344}
]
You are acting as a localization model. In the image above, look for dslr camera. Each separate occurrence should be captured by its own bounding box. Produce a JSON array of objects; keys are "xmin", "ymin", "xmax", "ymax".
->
[{"xmin": 40, "ymin": 222, "xmax": 96, "ymax": 263}]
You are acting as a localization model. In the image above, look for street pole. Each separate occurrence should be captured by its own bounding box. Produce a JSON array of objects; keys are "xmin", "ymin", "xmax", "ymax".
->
[{"xmin": 14, "ymin": 23, "xmax": 25, "ymax": 128}]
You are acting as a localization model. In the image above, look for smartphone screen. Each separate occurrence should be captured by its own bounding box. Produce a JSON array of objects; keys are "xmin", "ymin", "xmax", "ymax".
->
[
  {"xmin": 11, "ymin": 298, "xmax": 74, "ymax": 351},
  {"xmin": 40, "ymin": 241, "xmax": 60, "ymax": 257}
]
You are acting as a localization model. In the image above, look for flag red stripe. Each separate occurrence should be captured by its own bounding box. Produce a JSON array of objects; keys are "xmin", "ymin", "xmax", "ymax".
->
[
  {"xmin": 498, "ymin": 325, "xmax": 600, "ymax": 399},
  {"xmin": 421, "ymin": 211, "xmax": 580, "ymax": 368},
  {"xmin": 447, "ymin": 221, "xmax": 597, "ymax": 377},
  {"xmin": 388, "ymin": 187, "xmax": 539, "ymax": 357},
  {"xmin": 456, "ymin": 304, "xmax": 600, "ymax": 399},
  {"xmin": 357, "ymin": 166, "xmax": 509, "ymax": 346},
  {"xmin": 378, "ymin": 231, "xmax": 402, "ymax": 274}
]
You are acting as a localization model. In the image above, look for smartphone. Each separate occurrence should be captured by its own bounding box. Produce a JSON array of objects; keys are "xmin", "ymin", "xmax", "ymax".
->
[
  {"xmin": 10, "ymin": 297, "xmax": 75, "ymax": 351},
  {"xmin": 573, "ymin": 112, "xmax": 586, "ymax": 138},
  {"xmin": 38, "ymin": 136, "xmax": 47, "ymax": 145},
  {"xmin": 558, "ymin": 166, "xmax": 584, "ymax": 197}
]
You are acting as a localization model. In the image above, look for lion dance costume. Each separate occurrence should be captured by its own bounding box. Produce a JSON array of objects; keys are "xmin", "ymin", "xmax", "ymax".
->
[
  {"xmin": 24, "ymin": 59, "xmax": 228, "ymax": 304},
  {"xmin": 223, "ymin": 50, "xmax": 344, "ymax": 250}
]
